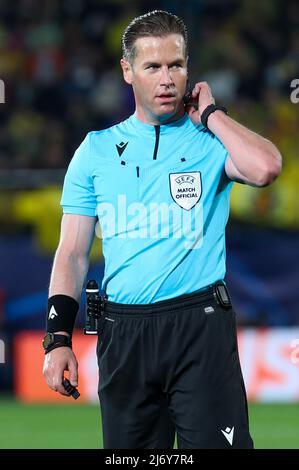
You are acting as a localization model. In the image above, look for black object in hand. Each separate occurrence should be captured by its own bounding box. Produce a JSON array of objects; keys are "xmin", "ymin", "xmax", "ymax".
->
[{"xmin": 63, "ymin": 378, "xmax": 80, "ymax": 400}]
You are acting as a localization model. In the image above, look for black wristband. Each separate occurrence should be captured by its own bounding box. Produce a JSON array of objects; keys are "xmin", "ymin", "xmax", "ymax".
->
[
  {"xmin": 200, "ymin": 104, "xmax": 228, "ymax": 129},
  {"xmin": 47, "ymin": 295, "xmax": 79, "ymax": 336}
]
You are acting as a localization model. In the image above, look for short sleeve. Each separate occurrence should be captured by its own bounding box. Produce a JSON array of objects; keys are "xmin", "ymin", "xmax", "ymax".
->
[{"xmin": 60, "ymin": 133, "xmax": 97, "ymax": 217}]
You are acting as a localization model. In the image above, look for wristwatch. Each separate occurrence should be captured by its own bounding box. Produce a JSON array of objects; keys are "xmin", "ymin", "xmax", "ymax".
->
[{"xmin": 42, "ymin": 333, "xmax": 72, "ymax": 354}]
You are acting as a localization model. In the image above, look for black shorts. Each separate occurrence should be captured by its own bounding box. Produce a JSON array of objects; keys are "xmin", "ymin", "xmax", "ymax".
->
[{"xmin": 96, "ymin": 283, "xmax": 254, "ymax": 449}]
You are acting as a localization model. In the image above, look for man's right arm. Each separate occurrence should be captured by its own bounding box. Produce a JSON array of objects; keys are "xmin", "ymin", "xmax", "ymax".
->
[
  {"xmin": 49, "ymin": 214, "xmax": 96, "ymax": 299},
  {"xmin": 43, "ymin": 213, "xmax": 97, "ymax": 396}
]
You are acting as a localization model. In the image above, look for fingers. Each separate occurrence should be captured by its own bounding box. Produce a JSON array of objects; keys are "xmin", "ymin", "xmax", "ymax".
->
[
  {"xmin": 44, "ymin": 371, "xmax": 70, "ymax": 396},
  {"xmin": 68, "ymin": 356, "xmax": 78, "ymax": 387},
  {"xmin": 43, "ymin": 348, "xmax": 78, "ymax": 397},
  {"xmin": 191, "ymin": 81, "xmax": 211, "ymax": 98},
  {"xmin": 190, "ymin": 81, "xmax": 215, "ymax": 116},
  {"xmin": 53, "ymin": 373, "xmax": 71, "ymax": 396}
]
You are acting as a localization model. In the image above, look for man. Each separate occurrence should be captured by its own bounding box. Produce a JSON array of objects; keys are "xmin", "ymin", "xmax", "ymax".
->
[{"xmin": 43, "ymin": 10, "xmax": 282, "ymax": 449}]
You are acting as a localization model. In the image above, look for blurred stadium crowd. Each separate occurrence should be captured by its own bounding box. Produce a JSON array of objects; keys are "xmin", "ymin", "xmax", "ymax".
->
[
  {"xmin": 0, "ymin": 0, "xmax": 298, "ymax": 171},
  {"xmin": 0, "ymin": 0, "xmax": 299, "ymax": 397},
  {"xmin": 0, "ymin": 0, "xmax": 299, "ymax": 334}
]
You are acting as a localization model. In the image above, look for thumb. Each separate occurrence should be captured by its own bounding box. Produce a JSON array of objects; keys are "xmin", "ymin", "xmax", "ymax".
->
[{"xmin": 68, "ymin": 359, "xmax": 78, "ymax": 387}]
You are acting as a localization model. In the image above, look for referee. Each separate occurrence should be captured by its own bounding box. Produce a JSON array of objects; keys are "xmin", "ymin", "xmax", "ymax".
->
[{"xmin": 42, "ymin": 10, "xmax": 282, "ymax": 449}]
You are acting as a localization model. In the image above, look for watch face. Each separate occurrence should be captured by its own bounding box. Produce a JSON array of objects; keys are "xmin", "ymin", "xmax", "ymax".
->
[{"xmin": 42, "ymin": 333, "xmax": 54, "ymax": 349}]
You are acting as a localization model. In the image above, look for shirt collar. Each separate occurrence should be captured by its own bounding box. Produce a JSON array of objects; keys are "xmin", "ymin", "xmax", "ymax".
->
[{"xmin": 130, "ymin": 112, "xmax": 191, "ymax": 134}]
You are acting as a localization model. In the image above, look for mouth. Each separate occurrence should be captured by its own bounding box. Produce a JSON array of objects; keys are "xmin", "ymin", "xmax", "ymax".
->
[{"xmin": 156, "ymin": 93, "xmax": 176, "ymax": 102}]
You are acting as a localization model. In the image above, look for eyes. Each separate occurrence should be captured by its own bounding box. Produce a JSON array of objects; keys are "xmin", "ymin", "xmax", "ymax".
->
[{"xmin": 145, "ymin": 63, "xmax": 183, "ymax": 71}]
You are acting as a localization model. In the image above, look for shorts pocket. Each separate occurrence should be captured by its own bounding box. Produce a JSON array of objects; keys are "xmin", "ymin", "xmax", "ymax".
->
[
  {"xmin": 97, "ymin": 315, "xmax": 116, "ymax": 360},
  {"xmin": 214, "ymin": 304, "xmax": 237, "ymax": 353}
]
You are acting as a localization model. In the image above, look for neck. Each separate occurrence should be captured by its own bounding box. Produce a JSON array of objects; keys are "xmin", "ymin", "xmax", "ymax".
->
[{"xmin": 135, "ymin": 104, "xmax": 185, "ymax": 126}]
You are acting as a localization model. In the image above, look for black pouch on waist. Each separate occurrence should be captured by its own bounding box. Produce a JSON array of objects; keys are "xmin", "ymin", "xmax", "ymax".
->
[{"xmin": 214, "ymin": 282, "xmax": 232, "ymax": 308}]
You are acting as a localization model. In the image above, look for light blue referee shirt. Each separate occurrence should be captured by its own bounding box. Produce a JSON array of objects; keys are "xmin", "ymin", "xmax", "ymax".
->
[{"xmin": 61, "ymin": 112, "xmax": 233, "ymax": 304}]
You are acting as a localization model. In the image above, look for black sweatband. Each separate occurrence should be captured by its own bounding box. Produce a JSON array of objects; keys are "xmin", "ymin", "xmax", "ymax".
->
[
  {"xmin": 201, "ymin": 104, "xmax": 228, "ymax": 129},
  {"xmin": 47, "ymin": 295, "xmax": 79, "ymax": 336}
]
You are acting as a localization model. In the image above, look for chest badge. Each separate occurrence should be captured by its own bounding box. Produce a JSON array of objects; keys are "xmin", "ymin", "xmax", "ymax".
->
[{"xmin": 169, "ymin": 172, "xmax": 202, "ymax": 210}]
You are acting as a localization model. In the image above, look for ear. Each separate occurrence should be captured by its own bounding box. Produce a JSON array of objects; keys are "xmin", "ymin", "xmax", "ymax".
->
[{"xmin": 120, "ymin": 58, "xmax": 133, "ymax": 85}]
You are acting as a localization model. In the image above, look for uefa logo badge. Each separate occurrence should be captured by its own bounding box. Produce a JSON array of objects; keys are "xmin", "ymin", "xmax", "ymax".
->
[{"xmin": 169, "ymin": 172, "xmax": 202, "ymax": 210}]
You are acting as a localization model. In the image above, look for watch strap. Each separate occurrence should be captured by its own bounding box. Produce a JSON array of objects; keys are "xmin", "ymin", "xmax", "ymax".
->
[
  {"xmin": 43, "ymin": 333, "xmax": 72, "ymax": 354},
  {"xmin": 201, "ymin": 104, "xmax": 228, "ymax": 129},
  {"xmin": 45, "ymin": 342, "xmax": 72, "ymax": 354}
]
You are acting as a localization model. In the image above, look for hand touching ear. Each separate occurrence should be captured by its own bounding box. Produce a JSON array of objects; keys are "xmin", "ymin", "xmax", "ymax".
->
[{"xmin": 185, "ymin": 81, "xmax": 215, "ymax": 124}]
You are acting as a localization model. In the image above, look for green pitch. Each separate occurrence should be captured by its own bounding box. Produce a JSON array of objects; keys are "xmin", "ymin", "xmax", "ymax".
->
[{"xmin": 0, "ymin": 399, "xmax": 298, "ymax": 449}]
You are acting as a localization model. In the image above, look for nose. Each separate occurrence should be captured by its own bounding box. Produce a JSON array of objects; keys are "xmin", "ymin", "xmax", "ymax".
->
[{"xmin": 160, "ymin": 66, "xmax": 173, "ymax": 87}]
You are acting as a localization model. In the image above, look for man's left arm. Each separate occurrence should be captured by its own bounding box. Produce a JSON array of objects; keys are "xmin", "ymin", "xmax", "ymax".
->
[
  {"xmin": 208, "ymin": 110, "xmax": 282, "ymax": 187},
  {"xmin": 187, "ymin": 82, "xmax": 282, "ymax": 187}
]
